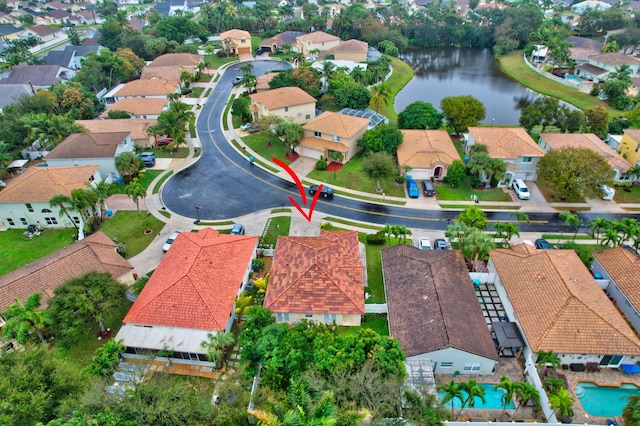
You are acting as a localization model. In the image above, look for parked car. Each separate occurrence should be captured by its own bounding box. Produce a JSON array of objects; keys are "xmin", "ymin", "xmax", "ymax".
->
[
  {"xmin": 230, "ymin": 224, "xmax": 245, "ymax": 235},
  {"xmin": 156, "ymin": 138, "xmax": 172, "ymax": 147},
  {"xmin": 512, "ymin": 179, "xmax": 530, "ymax": 200},
  {"xmin": 308, "ymin": 185, "xmax": 334, "ymax": 199},
  {"xmin": 232, "ymin": 76, "xmax": 242, "ymax": 86},
  {"xmin": 601, "ymin": 185, "xmax": 615, "ymax": 201},
  {"xmin": 163, "ymin": 230, "xmax": 182, "ymax": 252},
  {"xmin": 434, "ymin": 238, "xmax": 449, "ymax": 250},
  {"xmin": 407, "ymin": 180, "xmax": 420, "ymax": 198},
  {"xmin": 247, "ymin": 124, "xmax": 261, "ymax": 134},
  {"xmin": 137, "ymin": 152, "xmax": 155, "ymax": 167},
  {"xmin": 418, "ymin": 237, "xmax": 432, "ymax": 250},
  {"xmin": 240, "ymin": 123, "xmax": 252, "ymax": 131},
  {"xmin": 422, "ymin": 180, "xmax": 436, "ymax": 197},
  {"xmin": 534, "ymin": 238, "xmax": 553, "ymax": 250}
]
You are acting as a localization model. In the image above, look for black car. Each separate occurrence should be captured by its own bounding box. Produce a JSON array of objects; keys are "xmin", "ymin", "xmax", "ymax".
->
[
  {"xmin": 535, "ymin": 238, "xmax": 553, "ymax": 250},
  {"xmin": 434, "ymin": 238, "xmax": 449, "ymax": 250},
  {"xmin": 308, "ymin": 185, "xmax": 334, "ymax": 199}
]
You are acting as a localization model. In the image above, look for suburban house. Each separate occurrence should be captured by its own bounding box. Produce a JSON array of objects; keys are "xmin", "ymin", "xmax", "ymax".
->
[
  {"xmin": 100, "ymin": 98, "xmax": 169, "ymax": 119},
  {"xmin": 75, "ymin": 118, "xmax": 159, "ymax": 148},
  {"xmin": 575, "ymin": 53, "xmax": 640, "ymax": 83},
  {"xmin": 618, "ymin": 129, "xmax": 640, "ymax": 166},
  {"xmin": 0, "ymin": 84, "xmax": 31, "ymax": 112},
  {"xmin": 591, "ymin": 248, "xmax": 640, "ymax": 335},
  {"xmin": 44, "ymin": 45, "xmax": 102, "ymax": 70},
  {"xmin": 571, "ymin": 0, "xmax": 611, "ymax": 14},
  {"xmin": 43, "ymin": 9, "xmax": 71, "ymax": 25},
  {"xmin": 255, "ymin": 72, "xmax": 278, "ymax": 92},
  {"xmin": 23, "ymin": 24, "xmax": 63, "ymax": 43},
  {"xmin": 0, "ymin": 64, "xmax": 75, "ymax": 89},
  {"xmin": 539, "ymin": 133, "xmax": 633, "ymax": 183},
  {"xmin": 488, "ymin": 244, "xmax": 640, "ymax": 368},
  {"xmin": 0, "ymin": 23, "xmax": 23, "ymax": 39},
  {"xmin": 45, "ymin": 132, "xmax": 134, "ymax": 181},
  {"xmin": 382, "ymin": 246, "xmax": 498, "ymax": 374},
  {"xmin": 259, "ymin": 30, "xmax": 303, "ymax": 53},
  {"xmin": 219, "ymin": 29, "xmax": 252, "ymax": 56},
  {"xmin": 102, "ymin": 79, "xmax": 180, "ymax": 107},
  {"xmin": 0, "ymin": 165, "xmax": 101, "ymax": 230},
  {"xmin": 76, "ymin": 10, "xmax": 104, "ymax": 25},
  {"xmin": 298, "ymin": 111, "xmax": 369, "ymax": 161},
  {"xmin": 328, "ymin": 39, "xmax": 368, "ymax": 62},
  {"xmin": 264, "ymin": 230, "xmax": 365, "ymax": 326},
  {"xmin": 141, "ymin": 53, "xmax": 202, "ymax": 80},
  {"xmin": 116, "ymin": 228, "xmax": 258, "ymax": 366},
  {"xmin": 295, "ymin": 31, "xmax": 341, "ymax": 58},
  {"xmin": 0, "ymin": 231, "xmax": 134, "ymax": 311},
  {"xmin": 397, "ymin": 130, "xmax": 461, "ymax": 181},
  {"xmin": 465, "ymin": 127, "xmax": 545, "ymax": 184},
  {"xmin": 566, "ymin": 36, "xmax": 603, "ymax": 65},
  {"xmin": 248, "ymin": 87, "xmax": 316, "ymax": 124}
]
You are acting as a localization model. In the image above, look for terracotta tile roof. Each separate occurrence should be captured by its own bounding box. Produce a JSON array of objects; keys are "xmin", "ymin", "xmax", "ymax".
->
[
  {"xmin": 100, "ymin": 98, "xmax": 168, "ymax": 117},
  {"xmin": 256, "ymin": 72, "xmax": 278, "ymax": 90},
  {"xmin": 0, "ymin": 231, "xmax": 133, "ymax": 310},
  {"xmin": 623, "ymin": 128, "xmax": 640, "ymax": 143},
  {"xmin": 589, "ymin": 52, "xmax": 640, "ymax": 66},
  {"xmin": 220, "ymin": 29, "xmax": 251, "ymax": 40},
  {"xmin": 540, "ymin": 133, "xmax": 631, "ymax": 171},
  {"xmin": 123, "ymin": 228, "xmax": 258, "ymax": 331},
  {"xmin": 249, "ymin": 86, "xmax": 316, "ymax": 110},
  {"xmin": 147, "ymin": 53, "xmax": 202, "ymax": 68},
  {"xmin": 264, "ymin": 230, "xmax": 364, "ymax": 315},
  {"xmin": 594, "ymin": 248, "xmax": 640, "ymax": 310},
  {"xmin": 303, "ymin": 111, "xmax": 368, "ymax": 138},
  {"xmin": 46, "ymin": 132, "xmax": 130, "ymax": 159},
  {"xmin": 331, "ymin": 39, "xmax": 368, "ymax": 53},
  {"xmin": 114, "ymin": 79, "xmax": 179, "ymax": 97},
  {"xmin": 140, "ymin": 66, "xmax": 184, "ymax": 80},
  {"xmin": 0, "ymin": 165, "xmax": 98, "ymax": 203},
  {"xmin": 75, "ymin": 119, "xmax": 158, "ymax": 141},
  {"xmin": 468, "ymin": 127, "xmax": 544, "ymax": 159},
  {"xmin": 490, "ymin": 245, "xmax": 640, "ymax": 355},
  {"xmin": 383, "ymin": 246, "xmax": 498, "ymax": 360},
  {"xmin": 299, "ymin": 137, "xmax": 348, "ymax": 152},
  {"xmin": 397, "ymin": 130, "xmax": 461, "ymax": 169},
  {"xmin": 259, "ymin": 31, "xmax": 301, "ymax": 48},
  {"xmin": 297, "ymin": 31, "xmax": 341, "ymax": 43}
]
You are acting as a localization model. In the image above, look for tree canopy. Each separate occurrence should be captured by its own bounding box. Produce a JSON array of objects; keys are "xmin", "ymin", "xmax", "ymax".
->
[
  {"xmin": 357, "ymin": 124, "xmax": 403, "ymax": 156},
  {"xmin": 398, "ymin": 101, "xmax": 443, "ymax": 130},
  {"xmin": 440, "ymin": 95, "xmax": 486, "ymax": 134}
]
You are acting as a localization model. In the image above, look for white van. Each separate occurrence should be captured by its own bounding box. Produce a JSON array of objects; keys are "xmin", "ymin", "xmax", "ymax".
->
[
  {"xmin": 512, "ymin": 179, "xmax": 530, "ymax": 200},
  {"xmin": 601, "ymin": 185, "xmax": 615, "ymax": 201}
]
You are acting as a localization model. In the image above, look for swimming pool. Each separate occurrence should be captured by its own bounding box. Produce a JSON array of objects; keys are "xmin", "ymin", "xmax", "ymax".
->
[
  {"xmin": 565, "ymin": 75, "xmax": 582, "ymax": 83},
  {"xmin": 439, "ymin": 384, "xmax": 515, "ymax": 410},
  {"xmin": 575, "ymin": 381, "xmax": 639, "ymax": 417}
]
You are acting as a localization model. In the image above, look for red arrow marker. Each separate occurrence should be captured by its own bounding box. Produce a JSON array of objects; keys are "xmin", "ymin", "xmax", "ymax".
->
[{"xmin": 273, "ymin": 158, "xmax": 322, "ymax": 222}]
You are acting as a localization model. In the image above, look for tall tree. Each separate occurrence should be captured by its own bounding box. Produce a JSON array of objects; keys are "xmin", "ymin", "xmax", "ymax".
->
[
  {"xmin": 91, "ymin": 181, "xmax": 111, "ymax": 221},
  {"xmin": 457, "ymin": 205, "xmax": 488, "ymax": 230},
  {"xmin": 200, "ymin": 331, "xmax": 236, "ymax": 367},
  {"xmin": 397, "ymin": 101, "xmax": 442, "ymax": 129},
  {"xmin": 87, "ymin": 338, "xmax": 126, "ymax": 377},
  {"xmin": 1, "ymin": 293, "xmax": 49, "ymax": 344},
  {"xmin": 513, "ymin": 381, "xmax": 540, "ymax": 417},
  {"xmin": 49, "ymin": 194, "xmax": 78, "ymax": 231},
  {"xmin": 125, "ymin": 179, "xmax": 146, "ymax": 215},
  {"xmin": 536, "ymin": 349, "xmax": 561, "ymax": 371},
  {"xmin": 584, "ymin": 104, "xmax": 609, "ymax": 138},
  {"xmin": 548, "ymin": 388, "xmax": 575, "ymax": 420},
  {"xmin": 441, "ymin": 95, "xmax": 486, "ymax": 135},
  {"xmin": 274, "ymin": 121, "xmax": 304, "ymax": 156},
  {"xmin": 492, "ymin": 222, "xmax": 520, "ymax": 245},
  {"xmin": 357, "ymin": 124, "xmax": 403, "ymax": 156},
  {"xmin": 369, "ymin": 82, "xmax": 390, "ymax": 113},
  {"xmin": 114, "ymin": 151, "xmax": 141, "ymax": 180},
  {"xmin": 459, "ymin": 379, "xmax": 486, "ymax": 416},
  {"xmin": 361, "ymin": 151, "xmax": 397, "ymax": 192},
  {"xmin": 494, "ymin": 375, "xmax": 515, "ymax": 421},
  {"xmin": 438, "ymin": 380, "xmax": 464, "ymax": 420}
]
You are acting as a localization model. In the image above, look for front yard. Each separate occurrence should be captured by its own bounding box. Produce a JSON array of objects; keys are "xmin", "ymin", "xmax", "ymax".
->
[
  {"xmin": 613, "ymin": 184, "xmax": 640, "ymax": 203},
  {"xmin": 243, "ymin": 133, "xmax": 294, "ymax": 165},
  {"xmin": 535, "ymin": 177, "xmax": 585, "ymax": 203},
  {"xmin": 99, "ymin": 211, "xmax": 165, "ymax": 258},
  {"xmin": 435, "ymin": 177, "xmax": 512, "ymax": 202}
]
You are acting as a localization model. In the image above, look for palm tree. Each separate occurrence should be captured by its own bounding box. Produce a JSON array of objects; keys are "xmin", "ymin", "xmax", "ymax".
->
[
  {"xmin": 627, "ymin": 164, "xmax": 640, "ymax": 183},
  {"xmin": 513, "ymin": 381, "xmax": 540, "ymax": 417},
  {"xmin": 536, "ymin": 349, "xmax": 561, "ymax": 372},
  {"xmin": 115, "ymin": 152, "xmax": 141, "ymax": 180},
  {"xmin": 494, "ymin": 376, "xmax": 515, "ymax": 421},
  {"xmin": 179, "ymin": 70, "xmax": 194, "ymax": 90},
  {"xmin": 240, "ymin": 63, "xmax": 254, "ymax": 75},
  {"xmin": 241, "ymin": 72, "xmax": 257, "ymax": 94},
  {"xmin": 601, "ymin": 227, "xmax": 622, "ymax": 248},
  {"xmin": 617, "ymin": 217, "xmax": 639, "ymax": 244},
  {"xmin": 548, "ymin": 388, "xmax": 575, "ymax": 420},
  {"xmin": 2, "ymin": 293, "xmax": 48, "ymax": 344},
  {"xmin": 397, "ymin": 225, "xmax": 412, "ymax": 242},
  {"xmin": 91, "ymin": 181, "xmax": 111, "ymax": 221},
  {"xmin": 235, "ymin": 293, "xmax": 253, "ymax": 320},
  {"xmin": 70, "ymin": 188, "xmax": 92, "ymax": 223},
  {"xmin": 200, "ymin": 331, "xmax": 236, "ymax": 367},
  {"xmin": 274, "ymin": 121, "xmax": 304, "ymax": 156},
  {"xmin": 381, "ymin": 224, "xmax": 393, "ymax": 243},
  {"xmin": 370, "ymin": 82, "xmax": 391, "ymax": 113},
  {"xmin": 49, "ymin": 193, "xmax": 78, "ymax": 231},
  {"xmin": 587, "ymin": 217, "xmax": 610, "ymax": 245},
  {"xmin": 491, "ymin": 222, "xmax": 520, "ymax": 246},
  {"xmin": 623, "ymin": 395, "xmax": 640, "ymax": 426},
  {"xmin": 543, "ymin": 376, "xmax": 564, "ymax": 394},
  {"xmin": 463, "ymin": 228, "xmax": 495, "ymax": 271},
  {"xmin": 320, "ymin": 60, "xmax": 336, "ymax": 92},
  {"xmin": 510, "ymin": 211, "xmax": 530, "ymax": 224},
  {"xmin": 459, "ymin": 379, "xmax": 486, "ymax": 416},
  {"xmin": 156, "ymin": 101, "xmax": 195, "ymax": 150},
  {"xmin": 125, "ymin": 179, "xmax": 146, "ymax": 215},
  {"xmin": 87, "ymin": 338, "xmax": 125, "ymax": 377},
  {"xmin": 438, "ymin": 380, "xmax": 464, "ymax": 420},
  {"xmin": 558, "ymin": 211, "xmax": 579, "ymax": 244}
]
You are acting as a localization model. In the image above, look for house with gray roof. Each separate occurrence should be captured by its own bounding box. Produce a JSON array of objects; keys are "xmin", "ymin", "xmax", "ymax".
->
[
  {"xmin": 576, "ymin": 53, "xmax": 640, "ymax": 82},
  {"xmin": 0, "ymin": 84, "xmax": 31, "ymax": 112},
  {"xmin": 44, "ymin": 45, "xmax": 101, "ymax": 70},
  {"xmin": 0, "ymin": 64, "xmax": 75, "ymax": 88}
]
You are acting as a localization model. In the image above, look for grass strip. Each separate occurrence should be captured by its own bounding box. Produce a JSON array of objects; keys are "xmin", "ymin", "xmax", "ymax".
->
[
  {"xmin": 189, "ymin": 117, "xmax": 196, "ymax": 137},
  {"xmin": 439, "ymin": 204, "xmax": 521, "ymax": 210},
  {"xmin": 100, "ymin": 211, "xmax": 165, "ymax": 258},
  {"xmin": 152, "ymin": 170, "xmax": 173, "ymax": 194},
  {"xmin": 196, "ymin": 220, "xmax": 235, "ymax": 226},
  {"xmin": 271, "ymin": 208, "xmax": 291, "ymax": 214},
  {"xmin": 555, "ymin": 206, "xmax": 591, "ymax": 211},
  {"xmin": 261, "ymin": 216, "xmax": 291, "ymax": 246},
  {"xmin": 541, "ymin": 234, "xmax": 594, "ymax": 240},
  {"xmin": 158, "ymin": 210, "xmax": 170, "ymax": 219},
  {"xmin": 222, "ymin": 94, "xmax": 236, "ymax": 131},
  {"xmin": 374, "ymin": 57, "xmax": 414, "ymax": 126},
  {"xmin": 323, "ymin": 217, "xmax": 383, "ymax": 230}
]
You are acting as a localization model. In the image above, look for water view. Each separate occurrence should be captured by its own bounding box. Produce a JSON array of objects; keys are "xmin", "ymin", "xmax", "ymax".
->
[{"xmin": 395, "ymin": 48, "xmax": 540, "ymax": 125}]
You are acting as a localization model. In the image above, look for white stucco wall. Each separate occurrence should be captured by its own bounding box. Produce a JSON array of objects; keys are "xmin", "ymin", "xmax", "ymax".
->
[{"xmin": 408, "ymin": 347, "xmax": 496, "ymax": 375}]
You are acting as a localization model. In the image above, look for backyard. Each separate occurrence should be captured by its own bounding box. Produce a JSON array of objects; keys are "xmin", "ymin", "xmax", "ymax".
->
[
  {"xmin": 359, "ymin": 233, "xmax": 412, "ymax": 304},
  {"xmin": 0, "ymin": 228, "xmax": 77, "ymax": 276}
]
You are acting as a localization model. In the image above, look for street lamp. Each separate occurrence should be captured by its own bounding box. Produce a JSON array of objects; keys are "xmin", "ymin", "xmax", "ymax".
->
[{"xmin": 194, "ymin": 204, "xmax": 202, "ymax": 224}]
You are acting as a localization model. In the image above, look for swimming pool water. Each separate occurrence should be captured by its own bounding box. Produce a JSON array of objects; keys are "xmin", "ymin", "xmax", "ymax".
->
[
  {"xmin": 575, "ymin": 381, "xmax": 639, "ymax": 417},
  {"xmin": 565, "ymin": 75, "xmax": 582, "ymax": 83},
  {"xmin": 439, "ymin": 384, "xmax": 515, "ymax": 410}
]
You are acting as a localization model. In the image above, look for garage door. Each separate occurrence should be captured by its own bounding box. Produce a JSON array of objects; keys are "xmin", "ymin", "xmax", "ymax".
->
[
  {"xmin": 301, "ymin": 148, "xmax": 323, "ymax": 160},
  {"xmin": 407, "ymin": 170, "xmax": 430, "ymax": 181},
  {"xmin": 238, "ymin": 46, "xmax": 252, "ymax": 55}
]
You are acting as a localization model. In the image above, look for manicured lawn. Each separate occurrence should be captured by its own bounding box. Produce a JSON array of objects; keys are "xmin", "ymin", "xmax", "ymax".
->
[
  {"xmin": 204, "ymin": 55, "xmax": 237, "ymax": 69},
  {"xmin": 307, "ymin": 152, "xmax": 407, "ymax": 198},
  {"xmin": 360, "ymin": 234, "xmax": 411, "ymax": 304},
  {"xmin": 111, "ymin": 170, "xmax": 163, "ymax": 194},
  {"xmin": 99, "ymin": 211, "xmax": 166, "ymax": 258},
  {"xmin": 498, "ymin": 50, "xmax": 622, "ymax": 119},
  {"xmin": 435, "ymin": 177, "xmax": 512, "ymax": 201},
  {"xmin": 0, "ymin": 228, "xmax": 77, "ymax": 276},
  {"xmin": 535, "ymin": 178, "xmax": 585, "ymax": 203},
  {"xmin": 153, "ymin": 170, "xmax": 173, "ymax": 194},
  {"xmin": 374, "ymin": 57, "xmax": 414, "ymax": 126},
  {"xmin": 189, "ymin": 87, "xmax": 205, "ymax": 98},
  {"xmin": 152, "ymin": 147, "xmax": 189, "ymax": 158},
  {"xmin": 614, "ymin": 184, "xmax": 640, "ymax": 203},
  {"xmin": 339, "ymin": 314, "xmax": 389, "ymax": 336},
  {"xmin": 261, "ymin": 216, "xmax": 291, "ymax": 247},
  {"xmin": 243, "ymin": 133, "xmax": 294, "ymax": 165}
]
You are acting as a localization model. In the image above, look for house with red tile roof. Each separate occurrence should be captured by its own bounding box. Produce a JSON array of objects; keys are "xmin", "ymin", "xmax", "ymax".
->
[
  {"xmin": 140, "ymin": 53, "xmax": 203, "ymax": 80},
  {"xmin": 397, "ymin": 130, "xmax": 461, "ymax": 181},
  {"xmin": 103, "ymin": 79, "xmax": 180, "ymax": 107},
  {"xmin": 75, "ymin": 118, "xmax": 158, "ymax": 148},
  {"xmin": 0, "ymin": 231, "xmax": 134, "ymax": 311},
  {"xmin": 329, "ymin": 39, "xmax": 368, "ymax": 63},
  {"xmin": 298, "ymin": 111, "xmax": 369, "ymax": 162},
  {"xmin": 220, "ymin": 29, "xmax": 252, "ymax": 56},
  {"xmin": 264, "ymin": 230, "xmax": 365, "ymax": 326},
  {"xmin": 295, "ymin": 31, "xmax": 341, "ymax": 58},
  {"xmin": 100, "ymin": 97, "xmax": 169, "ymax": 119},
  {"xmin": 249, "ymin": 87, "xmax": 316, "ymax": 124},
  {"xmin": 117, "ymin": 228, "xmax": 258, "ymax": 365},
  {"xmin": 489, "ymin": 244, "xmax": 640, "ymax": 368}
]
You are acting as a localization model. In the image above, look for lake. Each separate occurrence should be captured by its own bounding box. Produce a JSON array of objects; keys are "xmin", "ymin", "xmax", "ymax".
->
[{"xmin": 395, "ymin": 47, "xmax": 540, "ymax": 125}]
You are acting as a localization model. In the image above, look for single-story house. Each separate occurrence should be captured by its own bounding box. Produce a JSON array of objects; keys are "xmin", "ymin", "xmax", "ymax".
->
[
  {"xmin": 75, "ymin": 118, "xmax": 159, "ymax": 148},
  {"xmin": 249, "ymin": 87, "xmax": 316, "ymax": 124},
  {"xmin": 44, "ymin": 45, "xmax": 101, "ymax": 70},
  {"xmin": 382, "ymin": 246, "xmax": 498, "ymax": 374},
  {"xmin": 102, "ymin": 79, "xmax": 180, "ymax": 107},
  {"xmin": 117, "ymin": 228, "xmax": 258, "ymax": 366},
  {"xmin": 465, "ymin": 127, "xmax": 545, "ymax": 184},
  {"xmin": 0, "ymin": 64, "xmax": 75, "ymax": 89},
  {"xmin": 220, "ymin": 29, "xmax": 252, "ymax": 56},
  {"xmin": 0, "ymin": 23, "xmax": 23, "ymax": 39},
  {"xmin": 43, "ymin": 9, "xmax": 71, "ymax": 25},
  {"xmin": 397, "ymin": 130, "xmax": 461, "ymax": 181},
  {"xmin": 259, "ymin": 30, "xmax": 303, "ymax": 53},
  {"xmin": 0, "ymin": 84, "xmax": 31, "ymax": 112},
  {"xmin": 22, "ymin": 24, "xmax": 63, "ymax": 43},
  {"xmin": 45, "ymin": 132, "xmax": 134, "ymax": 181},
  {"xmin": 0, "ymin": 165, "xmax": 101, "ymax": 230},
  {"xmin": 591, "ymin": 247, "xmax": 640, "ymax": 335},
  {"xmin": 328, "ymin": 39, "xmax": 368, "ymax": 63},
  {"xmin": 575, "ymin": 53, "xmax": 640, "ymax": 83},
  {"xmin": 618, "ymin": 129, "xmax": 640, "ymax": 166},
  {"xmin": 539, "ymin": 133, "xmax": 633, "ymax": 183},
  {"xmin": 295, "ymin": 31, "xmax": 341, "ymax": 58},
  {"xmin": 264, "ymin": 230, "xmax": 365, "ymax": 326},
  {"xmin": 141, "ymin": 53, "xmax": 202, "ymax": 80},
  {"xmin": 0, "ymin": 231, "xmax": 134, "ymax": 311},
  {"xmin": 489, "ymin": 244, "xmax": 640, "ymax": 367},
  {"xmin": 566, "ymin": 36, "xmax": 604, "ymax": 65},
  {"xmin": 298, "ymin": 111, "xmax": 369, "ymax": 162},
  {"xmin": 100, "ymin": 98, "xmax": 169, "ymax": 119}
]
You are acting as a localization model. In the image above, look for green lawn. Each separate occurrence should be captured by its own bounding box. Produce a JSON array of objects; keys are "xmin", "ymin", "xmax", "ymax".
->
[
  {"xmin": 243, "ymin": 132, "xmax": 294, "ymax": 165},
  {"xmin": 614, "ymin": 185, "xmax": 640, "ymax": 203},
  {"xmin": 99, "ymin": 211, "xmax": 165, "ymax": 258},
  {"xmin": 151, "ymin": 147, "xmax": 189, "ymax": 158},
  {"xmin": 374, "ymin": 57, "xmax": 414, "ymax": 126},
  {"xmin": 261, "ymin": 216, "xmax": 291, "ymax": 247},
  {"xmin": 111, "ymin": 170, "xmax": 163, "ymax": 194},
  {"xmin": 0, "ymin": 229, "xmax": 77, "ymax": 276},
  {"xmin": 360, "ymin": 235, "xmax": 411, "ymax": 304},
  {"xmin": 339, "ymin": 313, "xmax": 389, "ymax": 336},
  {"xmin": 307, "ymin": 152, "xmax": 407, "ymax": 198},
  {"xmin": 535, "ymin": 177, "xmax": 585, "ymax": 203},
  {"xmin": 435, "ymin": 177, "xmax": 512, "ymax": 201},
  {"xmin": 204, "ymin": 55, "xmax": 237, "ymax": 69},
  {"xmin": 498, "ymin": 50, "xmax": 622, "ymax": 119},
  {"xmin": 153, "ymin": 170, "xmax": 173, "ymax": 194},
  {"xmin": 189, "ymin": 87, "xmax": 205, "ymax": 98}
]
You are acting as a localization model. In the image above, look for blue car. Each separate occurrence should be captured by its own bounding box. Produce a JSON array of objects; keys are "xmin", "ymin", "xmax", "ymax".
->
[{"xmin": 407, "ymin": 180, "xmax": 419, "ymax": 198}]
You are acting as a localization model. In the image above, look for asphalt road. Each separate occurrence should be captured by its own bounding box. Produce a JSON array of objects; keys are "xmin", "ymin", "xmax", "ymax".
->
[{"xmin": 161, "ymin": 60, "xmax": 639, "ymax": 232}]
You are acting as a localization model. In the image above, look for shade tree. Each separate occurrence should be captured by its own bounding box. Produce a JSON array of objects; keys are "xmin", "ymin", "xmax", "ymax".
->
[
  {"xmin": 361, "ymin": 151, "xmax": 397, "ymax": 192},
  {"xmin": 440, "ymin": 95, "xmax": 486, "ymax": 135},
  {"xmin": 357, "ymin": 124, "xmax": 403, "ymax": 156},
  {"xmin": 397, "ymin": 101, "xmax": 442, "ymax": 130}
]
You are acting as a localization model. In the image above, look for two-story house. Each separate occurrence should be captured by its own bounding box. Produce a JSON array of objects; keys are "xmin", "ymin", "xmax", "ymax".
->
[
  {"xmin": 618, "ymin": 129, "xmax": 640, "ymax": 166},
  {"xmin": 220, "ymin": 29, "xmax": 252, "ymax": 56},
  {"xmin": 329, "ymin": 39, "xmax": 368, "ymax": 63},
  {"xmin": 248, "ymin": 87, "xmax": 316, "ymax": 124},
  {"xmin": 298, "ymin": 111, "xmax": 369, "ymax": 162},
  {"xmin": 295, "ymin": 31, "xmax": 341, "ymax": 58},
  {"xmin": 397, "ymin": 130, "xmax": 461, "ymax": 181},
  {"xmin": 102, "ymin": 79, "xmax": 180, "ymax": 108}
]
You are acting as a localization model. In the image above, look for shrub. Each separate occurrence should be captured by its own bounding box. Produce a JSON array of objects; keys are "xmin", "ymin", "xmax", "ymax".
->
[
  {"xmin": 394, "ymin": 174, "xmax": 406, "ymax": 184},
  {"xmin": 315, "ymin": 159, "xmax": 327, "ymax": 170},
  {"xmin": 131, "ymin": 276, "xmax": 149, "ymax": 295},
  {"xmin": 116, "ymin": 242, "xmax": 127, "ymax": 257},
  {"xmin": 590, "ymin": 85, "xmax": 600, "ymax": 96},
  {"xmin": 366, "ymin": 233, "xmax": 386, "ymax": 245}
]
